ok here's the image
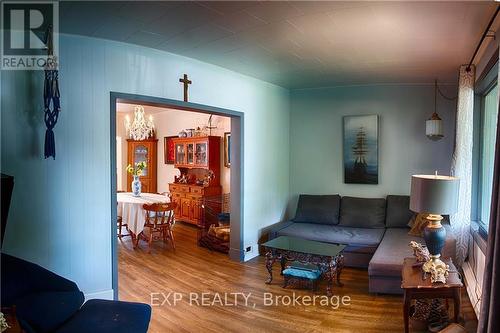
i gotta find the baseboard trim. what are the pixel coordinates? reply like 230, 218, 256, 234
85, 289, 114, 301
229, 248, 244, 261
243, 251, 259, 262
462, 261, 480, 318
229, 247, 258, 262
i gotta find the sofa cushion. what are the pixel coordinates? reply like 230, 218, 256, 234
368, 225, 456, 278
276, 223, 385, 254
293, 195, 341, 225
16, 291, 84, 333
339, 197, 386, 228
283, 268, 321, 280
268, 220, 296, 239
55, 299, 151, 333
386, 195, 413, 228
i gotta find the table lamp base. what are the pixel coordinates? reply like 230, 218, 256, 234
423, 214, 450, 283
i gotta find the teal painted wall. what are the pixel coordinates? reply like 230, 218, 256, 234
288, 85, 456, 216
1, 34, 290, 297
0, 33, 458, 298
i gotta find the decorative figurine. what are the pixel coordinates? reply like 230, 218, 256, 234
409, 241, 449, 283
174, 172, 191, 184
409, 241, 430, 264
429, 264, 449, 284
178, 130, 187, 138
203, 170, 215, 186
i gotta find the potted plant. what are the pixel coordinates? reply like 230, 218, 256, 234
126, 161, 147, 197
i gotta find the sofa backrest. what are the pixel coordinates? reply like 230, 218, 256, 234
293, 194, 341, 225
385, 195, 413, 228
339, 196, 386, 228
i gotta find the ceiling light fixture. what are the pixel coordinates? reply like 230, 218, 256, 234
125, 105, 155, 140
426, 80, 444, 141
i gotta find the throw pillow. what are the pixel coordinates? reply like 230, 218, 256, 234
294, 195, 341, 225
408, 213, 429, 237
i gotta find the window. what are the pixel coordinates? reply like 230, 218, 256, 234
478, 82, 499, 234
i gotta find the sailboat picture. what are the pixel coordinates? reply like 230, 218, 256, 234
343, 115, 378, 184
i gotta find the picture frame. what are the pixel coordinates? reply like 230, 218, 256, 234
164, 136, 176, 164
224, 132, 231, 168
343, 115, 378, 184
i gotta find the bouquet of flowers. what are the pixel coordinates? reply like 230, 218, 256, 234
126, 161, 147, 176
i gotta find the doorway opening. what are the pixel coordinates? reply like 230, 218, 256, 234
110, 93, 244, 300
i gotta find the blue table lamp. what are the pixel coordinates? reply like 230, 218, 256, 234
410, 174, 459, 282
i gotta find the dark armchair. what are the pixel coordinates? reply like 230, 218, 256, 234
1, 253, 151, 333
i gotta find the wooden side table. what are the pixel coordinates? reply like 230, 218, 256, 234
401, 257, 463, 333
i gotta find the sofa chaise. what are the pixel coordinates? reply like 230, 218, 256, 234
269, 194, 456, 294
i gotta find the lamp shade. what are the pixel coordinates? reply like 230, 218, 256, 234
426, 113, 443, 141
409, 175, 459, 214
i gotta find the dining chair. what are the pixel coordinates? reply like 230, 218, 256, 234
139, 202, 177, 253
117, 215, 129, 239
149, 192, 172, 217
157, 192, 173, 200
116, 193, 128, 239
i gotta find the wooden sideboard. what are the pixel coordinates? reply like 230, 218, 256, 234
169, 136, 222, 226
127, 139, 158, 193
169, 183, 222, 227
173, 136, 220, 181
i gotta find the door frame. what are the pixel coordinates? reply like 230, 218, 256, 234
110, 92, 245, 300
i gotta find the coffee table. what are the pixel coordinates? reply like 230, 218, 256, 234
262, 236, 346, 296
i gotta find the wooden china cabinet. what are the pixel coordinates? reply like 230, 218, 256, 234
127, 139, 158, 193
169, 136, 222, 227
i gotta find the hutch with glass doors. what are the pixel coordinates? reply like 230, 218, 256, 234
169, 136, 222, 226
127, 139, 158, 193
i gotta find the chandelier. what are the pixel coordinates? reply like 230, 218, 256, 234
125, 105, 155, 140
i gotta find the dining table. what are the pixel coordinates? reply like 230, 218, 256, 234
117, 192, 170, 241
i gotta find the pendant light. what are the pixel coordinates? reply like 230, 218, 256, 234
426, 80, 444, 141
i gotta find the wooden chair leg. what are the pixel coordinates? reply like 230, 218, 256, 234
117, 218, 123, 238
133, 232, 141, 249
148, 230, 154, 253
169, 229, 175, 250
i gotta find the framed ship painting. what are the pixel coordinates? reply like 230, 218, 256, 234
343, 115, 378, 184
164, 136, 176, 164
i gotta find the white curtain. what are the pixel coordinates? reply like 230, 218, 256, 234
450, 65, 475, 266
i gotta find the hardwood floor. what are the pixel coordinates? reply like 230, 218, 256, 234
118, 223, 478, 333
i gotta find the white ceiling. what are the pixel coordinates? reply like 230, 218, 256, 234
116, 102, 170, 114
60, 1, 498, 89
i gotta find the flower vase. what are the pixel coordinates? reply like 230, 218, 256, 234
132, 175, 141, 197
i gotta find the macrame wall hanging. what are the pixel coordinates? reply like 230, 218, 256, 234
43, 25, 60, 159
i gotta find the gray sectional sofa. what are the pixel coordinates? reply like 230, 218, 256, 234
269, 194, 456, 294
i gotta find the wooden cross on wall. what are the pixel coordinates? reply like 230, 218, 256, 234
179, 74, 192, 102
